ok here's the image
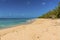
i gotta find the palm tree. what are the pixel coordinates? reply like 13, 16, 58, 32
57, 2, 60, 18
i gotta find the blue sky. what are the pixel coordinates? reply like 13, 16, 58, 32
0, 0, 60, 18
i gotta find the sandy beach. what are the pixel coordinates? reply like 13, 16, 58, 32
0, 19, 60, 40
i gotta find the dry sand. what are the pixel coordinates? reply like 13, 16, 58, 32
0, 19, 60, 40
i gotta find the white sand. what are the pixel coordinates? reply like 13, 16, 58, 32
0, 19, 60, 40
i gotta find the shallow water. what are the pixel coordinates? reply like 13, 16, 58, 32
0, 18, 31, 29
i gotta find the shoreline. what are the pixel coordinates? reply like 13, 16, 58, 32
0, 18, 35, 30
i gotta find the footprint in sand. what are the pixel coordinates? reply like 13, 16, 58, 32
32, 33, 41, 40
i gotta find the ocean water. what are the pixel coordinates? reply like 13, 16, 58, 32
0, 18, 32, 29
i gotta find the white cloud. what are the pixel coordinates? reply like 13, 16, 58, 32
42, 2, 46, 5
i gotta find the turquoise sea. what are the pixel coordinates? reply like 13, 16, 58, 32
0, 18, 32, 29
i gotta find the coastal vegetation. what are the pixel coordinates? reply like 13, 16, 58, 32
39, 2, 60, 18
